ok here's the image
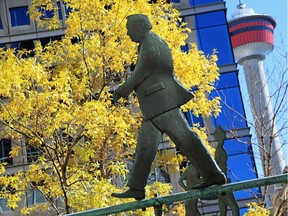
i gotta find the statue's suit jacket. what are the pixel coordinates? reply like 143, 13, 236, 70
117, 32, 193, 120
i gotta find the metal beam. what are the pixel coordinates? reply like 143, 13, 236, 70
66, 174, 287, 216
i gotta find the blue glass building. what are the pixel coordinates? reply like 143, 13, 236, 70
174, 0, 261, 215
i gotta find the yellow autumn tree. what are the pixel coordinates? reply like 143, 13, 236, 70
0, 0, 220, 215
244, 202, 270, 216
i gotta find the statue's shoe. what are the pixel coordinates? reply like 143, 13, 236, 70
111, 188, 145, 200
193, 172, 226, 189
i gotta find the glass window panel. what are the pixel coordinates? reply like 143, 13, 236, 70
184, 111, 204, 127
198, 26, 234, 65
35, 189, 46, 203
64, 3, 72, 18
0, 199, 11, 212
196, 11, 226, 28
240, 208, 249, 215
226, 154, 261, 199
39, 2, 70, 20
210, 87, 247, 129
57, 2, 63, 20
184, 112, 193, 126
9, 6, 30, 27
27, 188, 46, 207
224, 137, 253, 156
40, 8, 54, 19
11, 42, 20, 49
214, 72, 239, 90
231, 184, 261, 200
27, 190, 34, 207
227, 152, 257, 182
181, 44, 189, 53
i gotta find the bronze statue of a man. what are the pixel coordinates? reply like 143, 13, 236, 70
112, 14, 226, 200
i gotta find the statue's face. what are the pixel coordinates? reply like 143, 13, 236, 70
126, 21, 146, 43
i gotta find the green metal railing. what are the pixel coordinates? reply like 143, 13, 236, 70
66, 174, 287, 216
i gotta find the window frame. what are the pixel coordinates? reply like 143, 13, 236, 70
0, 139, 12, 165
9, 6, 31, 27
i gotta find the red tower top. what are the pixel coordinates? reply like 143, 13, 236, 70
228, 3, 276, 63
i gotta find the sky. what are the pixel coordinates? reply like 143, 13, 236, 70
224, 0, 288, 172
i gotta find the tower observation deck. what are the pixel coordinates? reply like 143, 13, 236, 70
229, 3, 276, 63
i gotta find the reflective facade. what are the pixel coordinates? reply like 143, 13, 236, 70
176, 0, 261, 215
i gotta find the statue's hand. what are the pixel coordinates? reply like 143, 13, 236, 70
113, 91, 122, 105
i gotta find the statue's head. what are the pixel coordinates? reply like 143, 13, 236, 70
126, 14, 152, 42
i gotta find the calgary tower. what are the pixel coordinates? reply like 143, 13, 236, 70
228, 2, 286, 207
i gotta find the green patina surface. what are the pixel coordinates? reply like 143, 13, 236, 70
66, 174, 288, 216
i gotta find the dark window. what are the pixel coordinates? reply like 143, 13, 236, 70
196, 11, 226, 28
198, 25, 234, 65
180, 16, 185, 23
57, 2, 63, 20
0, 139, 12, 165
0, 44, 6, 50
11, 40, 34, 50
71, 37, 81, 44
9, 6, 30, 27
64, 3, 72, 18
0, 17, 3, 29
39, 36, 62, 47
10, 40, 35, 57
